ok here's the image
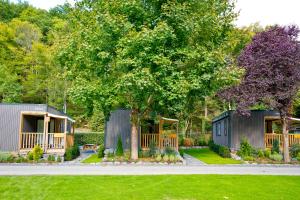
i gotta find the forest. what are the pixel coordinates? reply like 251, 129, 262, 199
1, 0, 300, 135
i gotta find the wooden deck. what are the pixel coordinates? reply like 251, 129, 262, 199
141, 133, 178, 150
265, 133, 300, 148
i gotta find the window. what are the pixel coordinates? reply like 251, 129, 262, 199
224, 118, 228, 136
216, 122, 221, 136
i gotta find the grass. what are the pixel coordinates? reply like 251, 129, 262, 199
81, 154, 102, 163
181, 148, 242, 164
0, 175, 299, 199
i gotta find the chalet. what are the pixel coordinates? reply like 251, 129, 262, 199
212, 110, 300, 151
104, 109, 179, 151
0, 104, 75, 155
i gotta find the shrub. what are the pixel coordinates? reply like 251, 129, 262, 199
183, 138, 194, 147
98, 145, 105, 158
16, 156, 27, 163
28, 152, 34, 160
243, 156, 254, 161
271, 139, 280, 154
239, 138, 252, 157
149, 140, 157, 157
64, 145, 80, 161
264, 149, 271, 158
257, 149, 264, 158
47, 155, 55, 162
0, 152, 14, 163
218, 146, 231, 158
155, 154, 162, 162
169, 154, 175, 162
269, 153, 283, 161
56, 156, 62, 162
164, 147, 175, 156
115, 135, 124, 156
163, 154, 169, 162
74, 132, 104, 146
297, 152, 300, 161
290, 144, 300, 158
32, 145, 43, 161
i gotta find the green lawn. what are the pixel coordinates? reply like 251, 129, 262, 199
181, 148, 242, 164
0, 175, 299, 200
81, 154, 102, 163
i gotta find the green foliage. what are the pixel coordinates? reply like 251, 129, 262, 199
149, 140, 157, 157
243, 156, 254, 161
0, 152, 13, 163
269, 153, 283, 161
257, 149, 264, 158
164, 147, 176, 156
271, 139, 280, 154
238, 138, 252, 157
115, 135, 124, 156
32, 145, 43, 161
163, 154, 169, 162
169, 154, 176, 162
47, 155, 55, 162
27, 152, 33, 160
64, 145, 80, 161
74, 133, 104, 146
264, 149, 271, 158
56, 156, 62, 162
290, 144, 300, 158
208, 140, 231, 158
297, 152, 300, 161
15, 156, 27, 163
155, 154, 162, 162
98, 145, 105, 158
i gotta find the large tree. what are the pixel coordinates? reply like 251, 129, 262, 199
220, 26, 300, 162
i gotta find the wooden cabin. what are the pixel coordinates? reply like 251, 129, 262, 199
104, 109, 179, 151
212, 110, 300, 151
0, 104, 75, 155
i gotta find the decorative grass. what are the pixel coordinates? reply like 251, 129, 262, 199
181, 148, 242, 164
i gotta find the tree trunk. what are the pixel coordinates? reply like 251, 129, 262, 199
131, 110, 139, 160
282, 117, 290, 163
202, 98, 208, 134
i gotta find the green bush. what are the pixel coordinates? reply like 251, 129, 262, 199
98, 145, 105, 158
271, 139, 280, 154
47, 155, 55, 162
297, 152, 300, 161
218, 146, 231, 158
115, 135, 124, 156
290, 144, 300, 158
32, 145, 43, 161
64, 145, 80, 161
16, 156, 27, 163
74, 132, 104, 146
239, 138, 252, 157
56, 156, 62, 162
163, 154, 169, 162
0, 152, 14, 163
164, 147, 176, 156
28, 152, 34, 160
264, 149, 271, 158
169, 154, 175, 162
257, 149, 264, 158
155, 154, 162, 162
243, 156, 254, 161
149, 140, 157, 157
269, 153, 283, 161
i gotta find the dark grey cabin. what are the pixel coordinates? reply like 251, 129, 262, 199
212, 110, 280, 150
0, 103, 74, 153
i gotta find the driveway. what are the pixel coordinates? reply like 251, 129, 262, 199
0, 164, 300, 175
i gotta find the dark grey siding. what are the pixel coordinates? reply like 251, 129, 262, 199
212, 115, 229, 147
104, 109, 132, 150
0, 104, 46, 151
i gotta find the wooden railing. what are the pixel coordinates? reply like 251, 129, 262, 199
20, 132, 44, 149
141, 134, 159, 149
141, 133, 178, 150
265, 133, 300, 148
66, 134, 74, 148
47, 133, 64, 149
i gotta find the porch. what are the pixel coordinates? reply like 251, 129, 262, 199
19, 111, 74, 155
265, 133, 300, 148
140, 117, 179, 151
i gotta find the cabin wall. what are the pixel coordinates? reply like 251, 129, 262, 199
104, 109, 132, 150
212, 116, 229, 147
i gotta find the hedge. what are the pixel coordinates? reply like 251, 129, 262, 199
208, 140, 231, 158
74, 132, 104, 146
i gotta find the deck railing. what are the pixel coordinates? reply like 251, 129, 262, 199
141, 133, 178, 150
47, 133, 65, 149
20, 132, 44, 149
265, 133, 300, 148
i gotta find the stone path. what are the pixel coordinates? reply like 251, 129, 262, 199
0, 164, 299, 175
183, 153, 206, 165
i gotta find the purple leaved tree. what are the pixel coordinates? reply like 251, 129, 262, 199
220, 26, 300, 162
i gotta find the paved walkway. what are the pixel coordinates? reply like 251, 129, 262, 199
183, 153, 206, 165
0, 164, 299, 175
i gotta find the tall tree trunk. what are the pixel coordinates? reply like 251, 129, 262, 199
131, 109, 139, 160
282, 117, 290, 163
202, 98, 208, 134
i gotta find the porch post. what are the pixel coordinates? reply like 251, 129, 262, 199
64, 118, 67, 150
43, 114, 49, 152
18, 113, 24, 151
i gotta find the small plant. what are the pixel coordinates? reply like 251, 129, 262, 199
115, 135, 124, 156
183, 138, 194, 147
47, 155, 55, 162
149, 140, 157, 157
169, 154, 175, 162
243, 156, 254, 161
290, 144, 300, 158
271, 139, 280, 154
0, 152, 14, 163
297, 152, 300, 161
218, 146, 231, 158
257, 149, 264, 158
163, 154, 169, 162
155, 154, 162, 162
32, 145, 43, 161
28, 152, 34, 160
16, 156, 27, 163
56, 156, 62, 162
239, 138, 252, 157
264, 149, 271, 158
164, 147, 175, 156
269, 153, 283, 161
98, 145, 105, 158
